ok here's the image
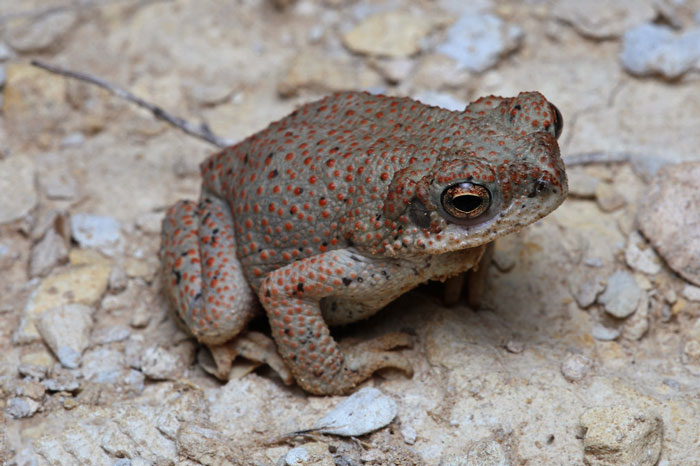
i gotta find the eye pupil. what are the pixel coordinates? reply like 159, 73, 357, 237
441, 182, 491, 221
452, 194, 482, 213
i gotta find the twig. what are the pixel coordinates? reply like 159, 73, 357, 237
563, 151, 631, 166
30, 59, 234, 148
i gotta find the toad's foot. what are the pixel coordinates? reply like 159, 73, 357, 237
340, 332, 413, 380
200, 331, 294, 385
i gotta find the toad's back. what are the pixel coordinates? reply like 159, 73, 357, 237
200, 92, 526, 287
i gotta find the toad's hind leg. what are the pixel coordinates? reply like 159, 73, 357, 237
160, 194, 257, 344
161, 193, 292, 384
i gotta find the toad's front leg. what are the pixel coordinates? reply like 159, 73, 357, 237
258, 249, 416, 395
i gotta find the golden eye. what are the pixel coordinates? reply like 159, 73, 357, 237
441, 183, 491, 220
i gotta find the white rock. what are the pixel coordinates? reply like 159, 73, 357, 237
71, 213, 123, 256
620, 23, 700, 79
138, 346, 182, 380
591, 323, 621, 341
435, 14, 523, 72
35, 304, 94, 369
0, 155, 37, 224
573, 276, 606, 309
316, 387, 397, 436
598, 270, 641, 318
91, 325, 131, 345
42, 368, 80, 392
6, 396, 41, 418
401, 424, 417, 444
29, 228, 69, 277
639, 162, 700, 286
625, 232, 661, 275
561, 353, 593, 382
580, 405, 662, 466
622, 294, 650, 341
682, 285, 700, 302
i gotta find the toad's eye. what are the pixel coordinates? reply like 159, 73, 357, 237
550, 103, 563, 139
441, 182, 491, 220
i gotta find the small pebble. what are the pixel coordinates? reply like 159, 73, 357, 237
18, 351, 54, 380
29, 228, 69, 277
35, 304, 94, 369
6, 397, 41, 419
591, 323, 621, 341
504, 338, 524, 354
561, 353, 592, 382
316, 387, 397, 436
91, 325, 131, 345
574, 276, 606, 308
682, 285, 700, 302
401, 424, 417, 445
620, 23, 700, 79
595, 182, 626, 212
70, 213, 123, 255
598, 270, 641, 318
130, 301, 152, 328
625, 232, 661, 275
108, 264, 128, 293
137, 346, 182, 380
42, 368, 80, 392
14, 380, 46, 400
436, 13, 523, 72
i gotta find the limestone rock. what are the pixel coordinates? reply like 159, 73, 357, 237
580, 405, 662, 466
35, 304, 94, 369
638, 162, 700, 286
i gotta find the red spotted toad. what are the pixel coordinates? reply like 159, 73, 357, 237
160, 91, 567, 394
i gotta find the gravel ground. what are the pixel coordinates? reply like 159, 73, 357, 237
1, 0, 700, 464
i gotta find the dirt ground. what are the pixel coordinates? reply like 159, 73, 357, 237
2, 0, 700, 464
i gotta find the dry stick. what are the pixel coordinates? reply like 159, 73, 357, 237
30, 59, 234, 148
564, 151, 632, 166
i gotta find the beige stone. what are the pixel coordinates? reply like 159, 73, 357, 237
342, 11, 435, 58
